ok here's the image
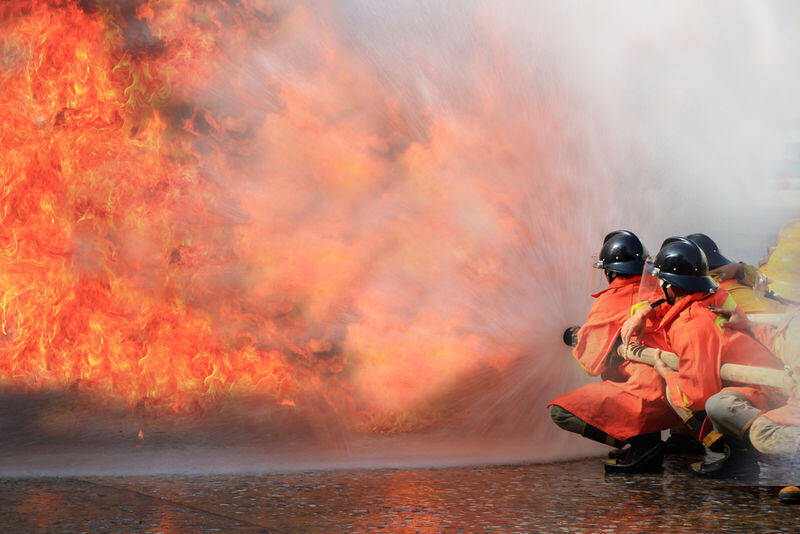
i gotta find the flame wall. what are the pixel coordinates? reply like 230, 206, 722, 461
2, 0, 798, 459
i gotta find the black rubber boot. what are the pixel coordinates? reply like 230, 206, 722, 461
608, 445, 629, 460
664, 433, 706, 455
690, 437, 760, 480
778, 486, 800, 504
604, 433, 664, 474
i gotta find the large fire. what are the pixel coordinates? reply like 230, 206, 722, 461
0, 0, 597, 439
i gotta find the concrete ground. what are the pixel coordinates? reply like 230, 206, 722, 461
2, 455, 799, 533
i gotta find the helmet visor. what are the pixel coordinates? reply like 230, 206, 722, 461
637, 257, 663, 305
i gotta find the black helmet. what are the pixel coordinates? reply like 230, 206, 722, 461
660, 235, 683, 249
653, 238, 718, 293
603, 229, 636, 243
685, 233, 731, 270
597, 231, 648, 275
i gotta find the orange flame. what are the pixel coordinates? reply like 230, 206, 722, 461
0, 0, 585, 436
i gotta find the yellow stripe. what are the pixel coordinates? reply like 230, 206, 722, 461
631, 301, 650, 316
680, 388, 692, 410
714, 294, 736, 332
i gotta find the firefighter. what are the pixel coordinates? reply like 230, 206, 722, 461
685, 233, 786, 314
692, 223, 800, 483
698, 221, 800, 497
631, 238, 785, 479
759, 219, 800, 306
702, 306, 800, 494
550, 230, 681, 473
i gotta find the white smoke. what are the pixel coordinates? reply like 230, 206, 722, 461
338, 0, 800, 260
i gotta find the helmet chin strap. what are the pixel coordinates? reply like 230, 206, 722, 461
660, 279, 674, 305
605, 271, 616, 283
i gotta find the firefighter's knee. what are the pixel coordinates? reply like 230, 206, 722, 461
705, 390, 745, 418
749, 416, 800, 459
705, 390, 761, 438
750, 416, 779, 455
704, 391, 730, 420
550, 405, 584, 435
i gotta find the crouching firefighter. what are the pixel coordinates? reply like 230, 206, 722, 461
698, 306, 800, 499
624, 238, 785, 479
550, 230, 681, 473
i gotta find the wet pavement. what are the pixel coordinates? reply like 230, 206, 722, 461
2, 456, 800, 533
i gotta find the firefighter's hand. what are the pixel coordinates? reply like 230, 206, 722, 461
653, 353, 670, 379
709, 306, 753, 335
710, 262, 743, 282
620, 307, 650, 346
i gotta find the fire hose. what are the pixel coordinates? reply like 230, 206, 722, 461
563, 313, 796, 391
747, 313, 785, 327
616, 343, 796, 392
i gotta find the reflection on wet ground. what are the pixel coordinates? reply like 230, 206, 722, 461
2, 456, 800, 532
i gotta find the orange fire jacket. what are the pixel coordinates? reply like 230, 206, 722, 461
658, 289, 784, 412
550, 276, 680, 441
572, 276, 664, 375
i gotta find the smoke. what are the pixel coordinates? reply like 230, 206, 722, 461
477, 0, 800, 259
3, 0, 800, 470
